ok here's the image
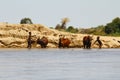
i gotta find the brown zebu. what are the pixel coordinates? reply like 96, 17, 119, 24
37, 36, 48, 48
59, 37, 71, 48
83, 36, 92, 49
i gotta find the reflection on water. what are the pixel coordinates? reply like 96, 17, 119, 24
0, 48, 120, 80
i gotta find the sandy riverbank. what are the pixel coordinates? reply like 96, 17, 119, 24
0, 23, 120, 48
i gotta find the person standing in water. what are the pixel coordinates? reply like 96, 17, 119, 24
27, 32, 32, 48
58, 35, 62, 48
93, 36, 102, 48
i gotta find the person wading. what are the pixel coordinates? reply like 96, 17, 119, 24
27, 32, 32, 49
93, 36, 102, 48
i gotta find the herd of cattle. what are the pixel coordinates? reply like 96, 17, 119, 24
27, 32, 102, 49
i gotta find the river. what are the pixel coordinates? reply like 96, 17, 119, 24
0, 48, 120, 80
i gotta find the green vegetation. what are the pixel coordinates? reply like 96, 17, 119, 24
66, 17, 120, 36
66, 26, 78, 33
88, 17, 120, 36
105, 17, 120, 35
20, 18, 33, 24
79, 25, 106, 35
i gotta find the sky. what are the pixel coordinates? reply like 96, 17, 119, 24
0, 0, 120, 28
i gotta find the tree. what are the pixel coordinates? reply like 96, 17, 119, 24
105, 17, 120, 34
61, 17, 70, 29
55, 24, 61, 29
20, 18, 33, 24
112, 17, 120, 30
